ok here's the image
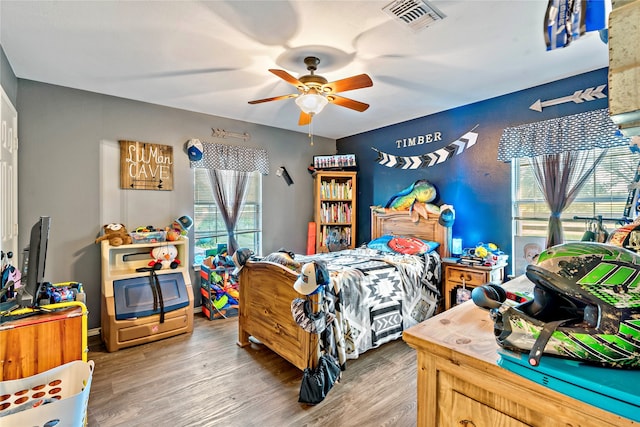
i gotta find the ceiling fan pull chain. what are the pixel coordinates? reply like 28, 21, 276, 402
308, 119, 314, 146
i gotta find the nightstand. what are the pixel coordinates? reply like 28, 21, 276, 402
442, 259, 506, 310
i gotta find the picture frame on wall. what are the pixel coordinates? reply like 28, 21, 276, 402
514, 236, 546, 276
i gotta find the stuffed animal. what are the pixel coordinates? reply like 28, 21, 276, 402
166, 215, 193, 241
149, 245, 180, 269
385, 180, 436, 210
95, 223, 132, 246
166, 228, 181, 242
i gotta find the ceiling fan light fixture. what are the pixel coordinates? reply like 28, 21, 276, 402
249, 56, 372, 124
295, 93, 329, 115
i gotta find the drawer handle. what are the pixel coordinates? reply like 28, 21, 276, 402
459, 420, 476, 427
458, 273, 472, 281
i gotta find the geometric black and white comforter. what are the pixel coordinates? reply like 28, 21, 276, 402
295, 248, 442, 369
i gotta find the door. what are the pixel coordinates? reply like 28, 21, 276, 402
0, 86, 18, 268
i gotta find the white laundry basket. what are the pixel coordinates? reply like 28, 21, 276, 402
0, 359, 94, 427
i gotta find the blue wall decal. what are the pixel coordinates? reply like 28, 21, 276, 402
529, 84, 607, 112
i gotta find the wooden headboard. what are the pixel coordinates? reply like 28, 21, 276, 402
370, 207, 451, 258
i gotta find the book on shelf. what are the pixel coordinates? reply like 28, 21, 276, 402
320, 179, 353, 200
320, 202, 352, 223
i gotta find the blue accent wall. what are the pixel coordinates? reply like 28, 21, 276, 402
337, 68, 610, 275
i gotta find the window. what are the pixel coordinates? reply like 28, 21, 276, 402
193, 169, 262, 265
513, 146, 638, 242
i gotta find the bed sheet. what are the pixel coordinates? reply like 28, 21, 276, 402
295, 248, 442, 367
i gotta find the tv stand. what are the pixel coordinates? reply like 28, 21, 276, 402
100, 239, 194, 352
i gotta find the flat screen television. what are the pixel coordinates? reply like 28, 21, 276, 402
16, 216, 51, 308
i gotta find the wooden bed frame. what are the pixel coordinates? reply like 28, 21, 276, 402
236, 207, 451, 370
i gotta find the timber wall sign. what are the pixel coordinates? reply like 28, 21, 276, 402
120, 140, 173, 190
372, 125, 479, 169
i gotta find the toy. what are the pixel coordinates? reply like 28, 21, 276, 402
209, 270, 239, 302
135, 225, 158, 233
200, 260, 240, 320
166, 228, 181, 242
42, 283, 80, 303
166, 215, 194, 241
130, 225, 166, 243
95, 223, 132, 246
385, 179, 436, 210
461, 242, 507, 266
149, 245, 180, 269
207, 249, 235, 269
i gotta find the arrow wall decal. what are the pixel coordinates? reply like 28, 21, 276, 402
372, 126, 479, 169
529, 84, 607, 112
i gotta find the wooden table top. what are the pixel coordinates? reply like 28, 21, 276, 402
0, 305, 83, 331
403, 275, 534, 364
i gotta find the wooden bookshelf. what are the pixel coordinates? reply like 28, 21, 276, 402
313, 171, 357, 253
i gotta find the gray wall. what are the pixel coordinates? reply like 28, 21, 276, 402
16, 79, 334, 329
1, 45, 17, 105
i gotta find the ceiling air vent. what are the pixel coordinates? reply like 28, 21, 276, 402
382, 0, 446, 32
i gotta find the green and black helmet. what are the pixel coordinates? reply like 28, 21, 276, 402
492, 242, 640, 368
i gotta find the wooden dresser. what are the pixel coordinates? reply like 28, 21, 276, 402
403, 283, 638, 427
0, 304, 87, 381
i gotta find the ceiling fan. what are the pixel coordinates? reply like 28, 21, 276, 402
248, 56, 373, 125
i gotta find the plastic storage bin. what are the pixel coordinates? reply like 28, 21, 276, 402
200, 262, 239, 320
0, 360, 94, 427
129, 230, 166, 243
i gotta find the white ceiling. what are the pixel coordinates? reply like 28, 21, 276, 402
0, 1, 611, 140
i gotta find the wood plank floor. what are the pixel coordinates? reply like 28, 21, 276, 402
87, 315, 418, 426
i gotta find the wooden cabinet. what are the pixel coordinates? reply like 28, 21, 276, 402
100, 239, 194, 352
0, 304, 87, 381
313, 171, 357, 253
442, 260, 506, 310
403, 284, 638, 427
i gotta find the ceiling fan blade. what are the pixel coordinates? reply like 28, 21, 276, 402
323, 74, 373, 94
298, 111, 312, 126
328, 95, 370, 112
248, 94, 298, 104
269, 69, 305, 87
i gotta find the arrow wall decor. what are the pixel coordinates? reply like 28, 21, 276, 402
529, 84, 607, 112
372, 126, 479, 169
211, 128, 250, 142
